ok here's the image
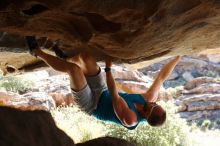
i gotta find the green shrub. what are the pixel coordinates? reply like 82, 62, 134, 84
203, 71, 218, 78
216, 119, 220, 125
0, 75, 34, 94
51, 102, 193, 146
200, 120, 212, 131
51, 106, 106, 143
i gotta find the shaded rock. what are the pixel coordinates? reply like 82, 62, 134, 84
2, 1, 220, 72
0, 106, 135, 146
0, 33, 26, 49
0, 106, 75, 146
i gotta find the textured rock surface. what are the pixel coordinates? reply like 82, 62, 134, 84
1, 0, 220, 73
10, 92, 56, 110
179, 109, 220, 121
0, 106, 75, 146
0, 91, 56, 110
184, 77, 218, 90
175, 77, 220, 122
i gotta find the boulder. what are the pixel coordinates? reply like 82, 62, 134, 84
178, 94, 220, 103
109, 66, 147, 82
176, 94, 220, 112
0, 106, 134, 146
5, 92, 56, 111
175, 75, 220, 122
179, 109, 220, 121
49, 92, 75, 107
181, 83, 220, 94
145, 70, 160, 79
34, 74, 71, 94
177, 57, 208, 72
182, 71, 194, 82
187, 100, 220, 112
0, 106, 75, 146
184, 77, 218, 90
145, 70, 179, 80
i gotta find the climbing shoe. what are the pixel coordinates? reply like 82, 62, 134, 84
52, 41, 68, 59
25, 36, 39, 57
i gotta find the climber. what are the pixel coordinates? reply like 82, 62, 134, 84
25, 36, 181, 130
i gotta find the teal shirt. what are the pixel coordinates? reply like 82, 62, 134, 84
92, 90, 146, 130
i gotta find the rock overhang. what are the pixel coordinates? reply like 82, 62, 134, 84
1, 0, 220, 73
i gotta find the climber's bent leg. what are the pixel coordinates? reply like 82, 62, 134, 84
34, 49, 87, 92
79, 52, 100, 76
35, 49, 99, 113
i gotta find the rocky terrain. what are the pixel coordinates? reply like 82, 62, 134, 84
1, 54, 220, 145
1, 55, 220, 126
176, 77, 220, 122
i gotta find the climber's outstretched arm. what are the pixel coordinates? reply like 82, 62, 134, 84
105, 59, 137, 126
141, 56, 181, 102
